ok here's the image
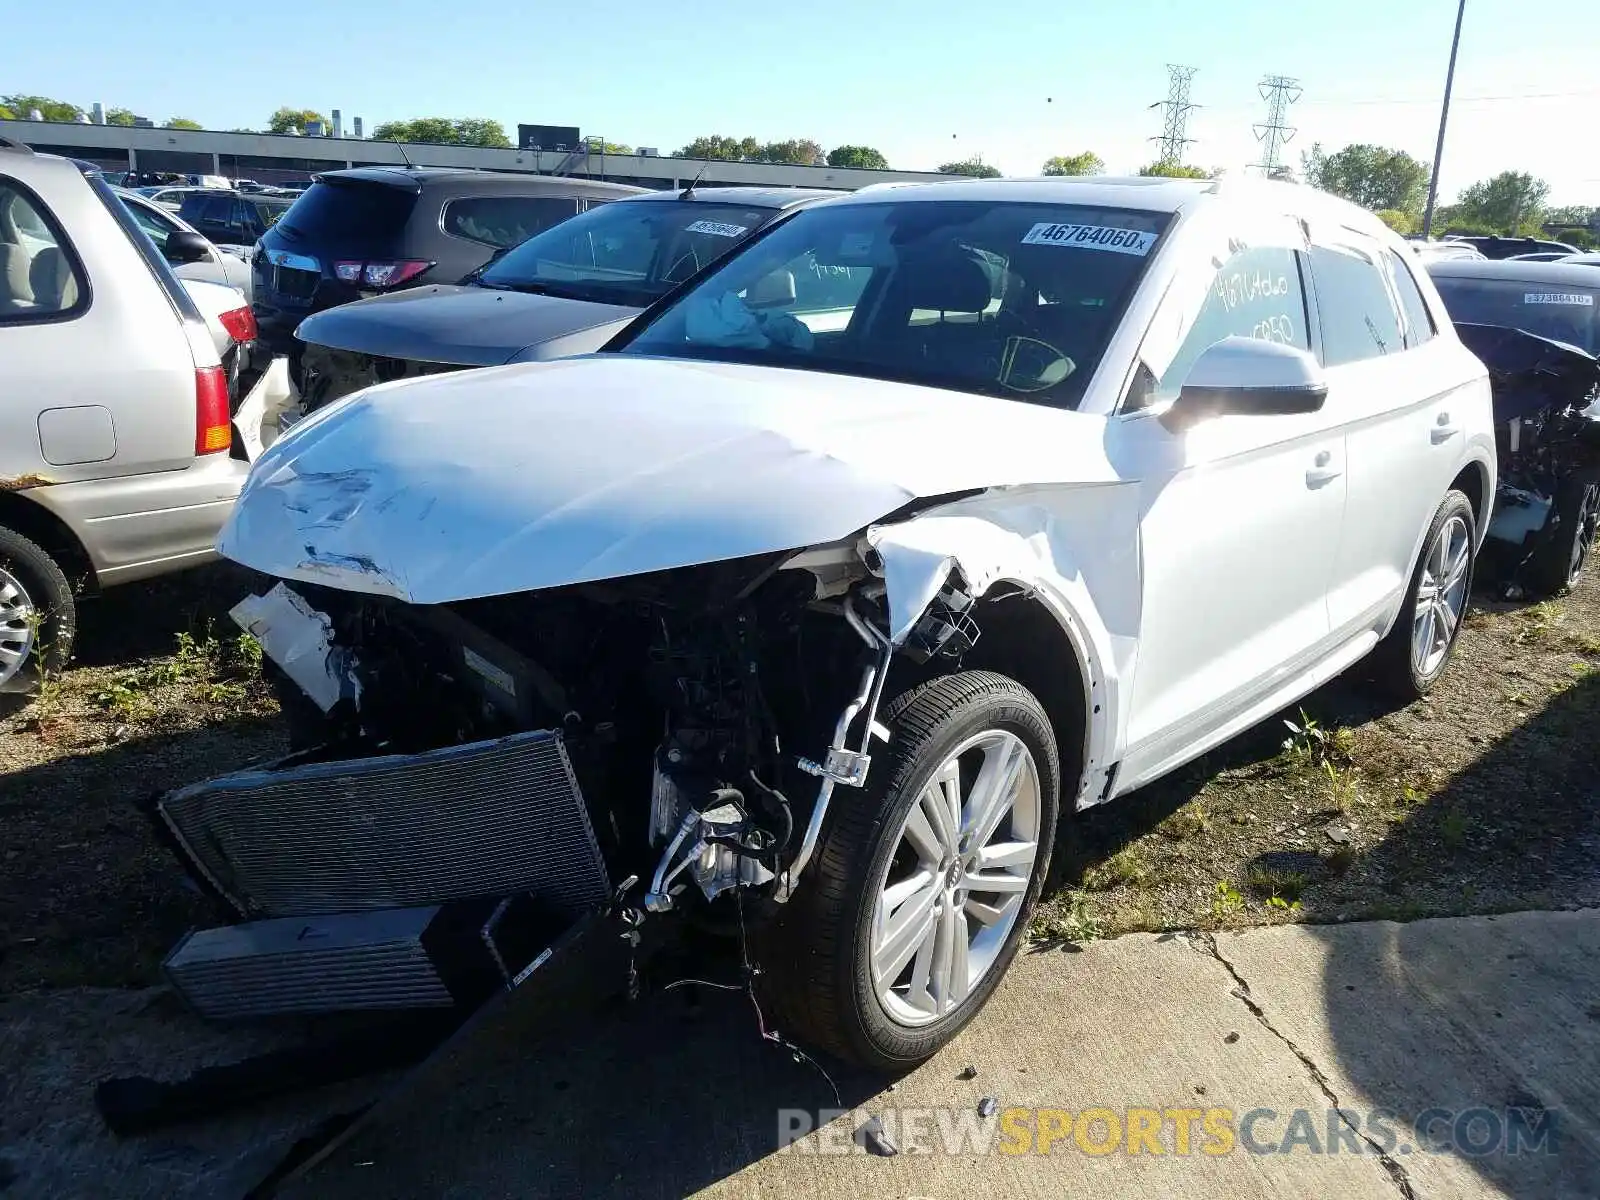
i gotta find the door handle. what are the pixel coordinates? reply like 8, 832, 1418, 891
1306, 450, 1342, 488
1431, 412, 1459, 443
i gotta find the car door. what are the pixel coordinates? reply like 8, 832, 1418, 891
1112, 230, 1348, 787
121, 193, 234, 292
1306, 233, 1467, 640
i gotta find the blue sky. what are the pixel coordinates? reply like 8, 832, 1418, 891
10, 0, 1598, 203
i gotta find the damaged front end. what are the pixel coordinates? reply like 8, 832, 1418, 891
1457, 323, 1600, 595
155, 541, 979, 1024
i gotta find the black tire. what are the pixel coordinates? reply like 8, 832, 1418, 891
757, 670, 1060, 1070
1370, 490, 1477, 700
1527, 469, 1600, 597
0, 524, 76, 696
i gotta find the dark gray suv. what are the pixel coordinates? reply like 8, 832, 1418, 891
251, 168, 644, 357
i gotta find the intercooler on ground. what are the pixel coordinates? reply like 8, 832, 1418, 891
158, 729, 610, 920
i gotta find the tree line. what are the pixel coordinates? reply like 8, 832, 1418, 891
1, 93, 199, 130
1298, 143, 1595, 248
6, 93, 1594, 236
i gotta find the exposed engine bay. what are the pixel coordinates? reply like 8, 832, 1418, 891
155, 543, 984, 1023
1457, 323, 1600, 595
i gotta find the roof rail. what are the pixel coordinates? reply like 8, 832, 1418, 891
0, 134, 36, 154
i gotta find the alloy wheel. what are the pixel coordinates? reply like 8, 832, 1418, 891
0, 566, 37, 688
1411, 513, 1472, 679
870, 729, 1041, 1028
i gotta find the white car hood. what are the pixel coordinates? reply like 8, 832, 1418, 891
219, 355, 1118, 604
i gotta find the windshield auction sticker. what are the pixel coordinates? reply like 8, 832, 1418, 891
1022, 223, 1157, 255
1524, 292, 1595, 306
685, 220, 750, 238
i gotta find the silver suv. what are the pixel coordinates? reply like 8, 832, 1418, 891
0, 139, 251, 696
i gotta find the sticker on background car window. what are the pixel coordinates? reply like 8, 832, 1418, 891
1524, 293, 1595, 307
684, 220, 750, 238
1021, 223, 1156, 255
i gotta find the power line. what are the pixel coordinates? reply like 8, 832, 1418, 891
1149, 64, 1198, 166
1252, 74, 1301, 176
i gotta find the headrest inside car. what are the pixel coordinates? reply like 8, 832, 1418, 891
896, 252, 993, 314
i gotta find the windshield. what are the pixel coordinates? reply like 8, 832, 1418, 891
479, 200, 777, 307
275, 179, 418, 253
1432, 275, 1600, 355
618, 199, 1169, 407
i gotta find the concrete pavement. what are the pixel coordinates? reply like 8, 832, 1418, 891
4, 910, 1597, 1198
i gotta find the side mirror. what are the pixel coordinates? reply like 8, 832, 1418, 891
165, 229, 212, 266
745, 268, 797, 309
1161, 336, 1328, 432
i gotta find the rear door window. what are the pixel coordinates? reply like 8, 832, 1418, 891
443, 196, 580, 249
0, 180, 87, 320
1308, 241, 1406, 366
1384, 250, 1436, 348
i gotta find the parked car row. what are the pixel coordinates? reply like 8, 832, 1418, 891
4, 134, 1596, 1076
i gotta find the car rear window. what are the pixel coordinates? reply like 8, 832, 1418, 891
1431, 275, 1600, 355
274, 178, 419, 253
480, 199, 778, 307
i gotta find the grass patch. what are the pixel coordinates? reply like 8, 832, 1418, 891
1245, 866, 1309, 904
1084, 846, 1152, 891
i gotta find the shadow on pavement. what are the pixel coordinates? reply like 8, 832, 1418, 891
1303, 672, 1600, 1199
0, 713, 286, 992
289, 974, 885, 1200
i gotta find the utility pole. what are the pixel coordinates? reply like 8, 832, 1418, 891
1421, 0, 1468, 239
1149, 65, 1199, 167
1252, 75, 1302, 177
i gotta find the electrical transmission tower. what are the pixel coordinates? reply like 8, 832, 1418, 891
1149, 65, 1198, 166
1253, 74, 1302, 177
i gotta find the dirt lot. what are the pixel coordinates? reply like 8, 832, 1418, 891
3, 561, 1600, 997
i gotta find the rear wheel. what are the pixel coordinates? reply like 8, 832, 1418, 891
1528, 469, 1600, 597
1370, 490, 1476, 700
759, 671, 1059, 1070
0, 525, 75, 697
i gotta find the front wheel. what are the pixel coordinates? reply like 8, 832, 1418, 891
1370, 489, 1476, 700
759, 671, 1060, 1070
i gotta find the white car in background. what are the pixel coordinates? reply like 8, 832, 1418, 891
115, 187, 253, 302
168, 176, 1496, 1072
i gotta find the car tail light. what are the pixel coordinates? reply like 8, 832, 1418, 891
331, 259, 432, 290
217, 306, 257, 344
363, 260, 432, 288
195, 366, 231, 455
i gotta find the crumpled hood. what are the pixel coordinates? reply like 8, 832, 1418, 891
219, 355, 1117, 603
294, 284, 640, 367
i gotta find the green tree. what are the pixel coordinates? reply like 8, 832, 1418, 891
0, 105, 14, 121
105, 107, 137, 127
600, 142, 632, 155
1138, 161, 1211, 179
1302, 143, 1430, 214
1564, 228, 1598, 250
1451, 171, 1550, 234
675, 135, 761, 161
268, 107, 326, 135
827, 145, 890, 170
1375, 209, 1416, 235
755, 138, 824, 166
1, 94, 82, 122
1545, 204, 1595, 226
369, 117, 510, 147
1042, 152, 1104, 177
939, 157, 1001, 178
163, 117, 202, 131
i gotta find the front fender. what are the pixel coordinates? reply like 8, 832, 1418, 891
866, 483, 1144, 807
